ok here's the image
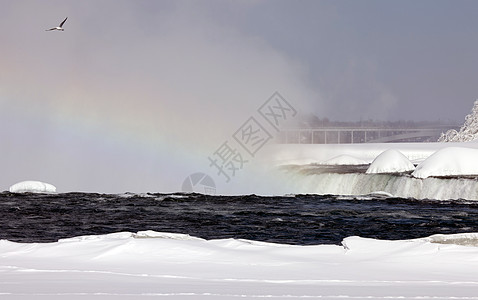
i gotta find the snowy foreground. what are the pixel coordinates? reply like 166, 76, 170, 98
1, 231, 478, 299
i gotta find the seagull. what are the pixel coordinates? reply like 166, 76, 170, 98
46, 17, 68, 31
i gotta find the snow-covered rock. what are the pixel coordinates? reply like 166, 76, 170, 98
412, 147, 478, 179
9, 181, 57, 193
366, 149, 415, 174
320, 154, 369, 165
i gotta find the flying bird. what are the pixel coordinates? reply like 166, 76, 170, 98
46, 17, 68, 31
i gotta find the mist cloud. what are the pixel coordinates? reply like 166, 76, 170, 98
2, 0, 478, 193
0, 0, 318, 192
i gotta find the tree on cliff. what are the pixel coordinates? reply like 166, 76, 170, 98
438, 100, 478, 142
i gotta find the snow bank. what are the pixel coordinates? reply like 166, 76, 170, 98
1, 231, 478, 299
412, 147, 478, 178
366, 149, 415, 174
320, 154, 368, 165
8, 181, 56, 193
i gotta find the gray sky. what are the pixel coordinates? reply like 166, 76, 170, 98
1, 0, 477, 192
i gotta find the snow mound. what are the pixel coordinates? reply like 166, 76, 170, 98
9, 181, 56, 193
366, 149, 415, 174
320, 154, 369, 165
412, 147, 478, 179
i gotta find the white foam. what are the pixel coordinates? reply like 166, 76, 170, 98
8, 181, 56, 193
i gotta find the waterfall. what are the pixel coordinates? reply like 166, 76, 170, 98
279, 166, 478, 200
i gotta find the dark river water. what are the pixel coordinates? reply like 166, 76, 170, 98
1, 192, 477, 245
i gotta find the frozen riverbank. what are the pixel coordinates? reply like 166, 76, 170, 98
1, 231, 478, 299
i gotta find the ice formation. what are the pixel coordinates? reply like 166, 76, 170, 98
281, 168, 478, 200
271, 143, 478, 200
439, 100, 478, 142
412, 147, 478, 179
320, 154, 369, 165
9, 181, 57, 193
279, 145, 478, 199
366, 149, 415, 174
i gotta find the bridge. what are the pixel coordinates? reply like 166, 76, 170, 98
277, 126, 459, 144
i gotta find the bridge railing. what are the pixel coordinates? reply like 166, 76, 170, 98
277, 127, 459, 144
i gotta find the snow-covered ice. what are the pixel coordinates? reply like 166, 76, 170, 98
8, 181, 56, 193
412, 147, 478, 179
366, 149, 415, 174
1, 230, 478, 299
